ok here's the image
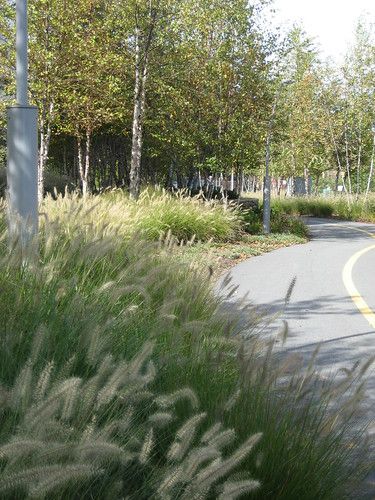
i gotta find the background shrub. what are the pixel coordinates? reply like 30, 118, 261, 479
241, 205, 308, 238
271, 198, 334, 218
272, 195, 375, 223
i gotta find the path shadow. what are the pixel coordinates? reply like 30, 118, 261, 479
218, 291, 375, 496
305, 217, 375, 243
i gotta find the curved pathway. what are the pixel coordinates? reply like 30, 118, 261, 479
220, 218, 375, 367
219, 217, 375, 495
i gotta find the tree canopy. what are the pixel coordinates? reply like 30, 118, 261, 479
0, 1, 374, 196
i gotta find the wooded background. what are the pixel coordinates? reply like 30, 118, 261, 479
0, 0, 374, 198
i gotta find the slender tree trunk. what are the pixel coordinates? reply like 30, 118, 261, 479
314, 174, 321, 195
38, 101, 54, 203
176, 167, 183, 189
344, 125, 353, 197
38, 126, 46, 203
129, 5, 157, 200
356, 120, 362, 200
335, 167, 340, 192
129, 28, 144, 199
240, 167, 244, 197
82, 130, 91, 196
286, 177, 294, 197
37, 6, 54, 203
63, 144, 67, 176
328, 115, 351, 205
168, 162, 174, 188
277, 178, 282, 196
129, 41, 149, 199
356, 148, 361, 200
77, 136, 85, 195
323, 99, 350, 202
230, 168, 234, 191
365, 134, 375, 202
304, 168, 310, 196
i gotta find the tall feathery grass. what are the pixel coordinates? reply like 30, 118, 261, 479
0, 193, 372, 498
0, 333, 262, 499
42, 189, 242, 243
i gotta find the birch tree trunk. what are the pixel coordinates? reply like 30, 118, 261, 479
365, 134, 375, 202
304, 167, 309, 196
82, 130, 91, 196
129, 3, 157, 200
344, 120, 353, 200
314, 174, 321, 195
356, 119, 362, 200
328, 114, 351, 205
39, 126, 46, 203
129, 24, 144, 199
240, 167, 244, 197
77, 137, 85, 195
38, 101, 54, 203
356, 144, 362, 200
277, 178, 282, 196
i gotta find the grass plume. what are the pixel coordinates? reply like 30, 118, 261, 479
0, 194, 372, 498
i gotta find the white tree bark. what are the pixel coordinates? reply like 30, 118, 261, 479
356, 118, 362, 199
84, 130, 91, 196
344, 124, 353, 197
129, 3, 157, 200
77, 131, 91, 196
38, 101, 54, 203
327, 112, 351, 205
129, 25, 145, 199
77, 137, 85, 195
304, 167, 309, 196
365, 134, 375, 202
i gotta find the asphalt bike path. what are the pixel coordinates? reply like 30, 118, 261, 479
221, 218, 375, 369
218, 217, 375, 496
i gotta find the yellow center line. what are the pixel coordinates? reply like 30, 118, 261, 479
339, 224, 375, 330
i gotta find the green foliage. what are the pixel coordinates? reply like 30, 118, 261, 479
1, 0, 375, 198
146, 0, 272, 178
270, 211, 308, 237
271, 198, 334, 218
0, 0, 275, 191
270, 27, 334, 185
0, 196, 371, 498
272, 195, 375, 223
240, 206, 309, 238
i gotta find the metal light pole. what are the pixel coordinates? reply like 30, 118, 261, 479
7, 0, 38, 248
262, 99, 277, 234
263, 80, 292, 234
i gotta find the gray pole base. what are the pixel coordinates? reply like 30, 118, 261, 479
7, 105, 38, 251
262, 176, 271, 235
